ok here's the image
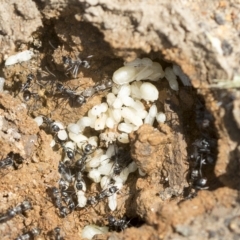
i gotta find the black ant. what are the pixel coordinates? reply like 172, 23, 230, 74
58, 162, 73, 183
0, 152, 24, 171
111, 145, 132, 175
108, 215, 130, 232
50, 187, 70, 218
87, 185, 119, 206
20, 73, 35, 93
15, 227, 41, 240
61, 191, 75, 213
74, 172, 86, 192
75, 143, 96, 171
0, 200, 32, 223
51, 227, 64, 240
58, 178, 69, 191
62, 55, 92, 78
54, 82, 85, 107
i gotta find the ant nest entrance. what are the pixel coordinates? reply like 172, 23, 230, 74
1, 50, 218, 239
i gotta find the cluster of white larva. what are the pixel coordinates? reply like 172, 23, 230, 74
112, 57, 180, 92
33, 58, 186, 239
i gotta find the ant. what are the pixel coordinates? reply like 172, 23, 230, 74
62, 55, 92, 78
58, 178, 69, 191
18, 73, 35, 94
74, 172, 86, 192
42, 116, 63, 134
58, 162, 73, 183
93, 79, 113, 93
87, 185, 119, 206
0, 200, 32, 223
61, 191, 75, 213
50, 187, 70, 218
75, 143, 96, 171
51, 227, 64, 240
15, 227, 41, 240
111, 145, 132, 175
0, 152, 24, 171
54, 82, 85, 107
108, 215, 130, 232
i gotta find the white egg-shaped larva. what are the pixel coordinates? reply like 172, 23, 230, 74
67, 123, 80, 134
86, 156, 101, 168
149, 104, 158, 117
106, 117, 115, 129
137, 109, 148, 119
144, 113, 155, 126
130, 81, 142, 99
57, 130, 68, 141
100, 102, 108, 112
112, 97, 123, 109
91, 104, 102, 116
156, 112, 166, 123
95, 113, 107, 130
122, 96, 135, 107
77, 191, 87, 208
106, 144, 115, 158
121, 107, 134, 120
135, 67, 154, 81
148, 62, 165, 81
118, 122, 134, 133
111, 83, 120, 95
140, 82, 159, 102
88, 108, 97, 120
128, 161, 138, 173
65, 141, 75, 150
112, 109, 122, 123
117, 133, 129, 143
112, 65, 138, 85
82, 225, 109, 240
124, 58, 142, 67
69, 132, 88, 143
113, 167, 130, 184
34, 116, 43, 126
77, 117, 92, 131
117, 84, 131, 98
141, 58, 153, 66
5, 50, 34, 66
106, 92, 116, 106
108, 193, 117, 211
0, 77, 5, 92
97, 162, 114, 175
132, 99, 145, 111
173, 64, 192, 87
165, 67, 179, 91
100, 176, 111, 189
88, 169, 101, 183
